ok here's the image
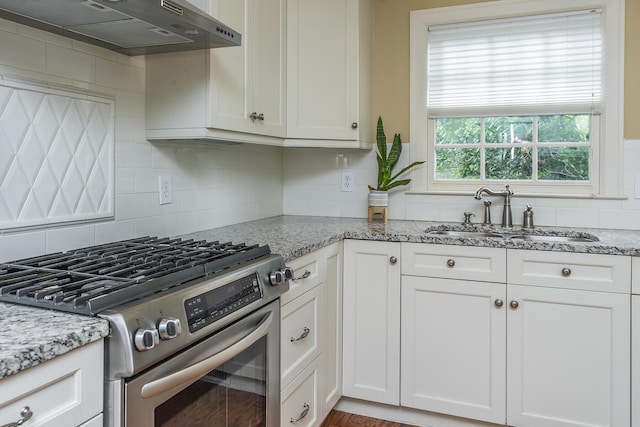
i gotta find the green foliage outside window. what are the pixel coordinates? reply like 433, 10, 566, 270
434, 115, 590, 182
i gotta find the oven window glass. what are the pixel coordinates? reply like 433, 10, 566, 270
155, 338, 267, 427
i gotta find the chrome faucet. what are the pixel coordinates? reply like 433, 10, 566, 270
474, 184, 514, 228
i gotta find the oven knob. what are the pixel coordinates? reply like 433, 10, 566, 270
269, 270, 284, 286
158, 318, 182, 340
134, 328, 159, 352
283, 267, 294, 281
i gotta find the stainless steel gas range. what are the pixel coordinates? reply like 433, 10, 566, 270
0, 236, 292, 427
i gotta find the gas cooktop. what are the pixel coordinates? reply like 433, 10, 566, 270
0, 236, 271, 315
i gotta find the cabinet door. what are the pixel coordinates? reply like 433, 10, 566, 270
507, 285, 630, 427
209, 0, 285, 137
208, 0, 251, 133
250, 0, 286, 137
401, 276, 506, 424
0, 341, 103, 427
342, 240, 400, 405
320, 243, 343, 419
633, 295, 640, 427
287, 0, 369, 141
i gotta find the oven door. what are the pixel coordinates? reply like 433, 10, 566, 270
124, 300, 280, 427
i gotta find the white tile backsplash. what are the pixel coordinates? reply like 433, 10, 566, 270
0, 20, 284, 262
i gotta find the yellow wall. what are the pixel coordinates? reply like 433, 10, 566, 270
373, 0, 640, 140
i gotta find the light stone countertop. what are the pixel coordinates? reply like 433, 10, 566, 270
3, 215, 640, 379
180, 215, 640, 260
0, 303, 109, 379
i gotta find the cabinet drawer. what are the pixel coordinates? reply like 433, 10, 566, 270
281, 356, 321, 427
0, 340, 103, 427
281, 285, 321, 389
508, 250, 630, 293
282, 251, 323, 305
402, 243, 506, 283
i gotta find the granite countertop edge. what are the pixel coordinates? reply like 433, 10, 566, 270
0, 304, 109, 379
3, 215, 640, 379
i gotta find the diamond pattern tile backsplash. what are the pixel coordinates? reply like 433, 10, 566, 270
0, 76, 114, 230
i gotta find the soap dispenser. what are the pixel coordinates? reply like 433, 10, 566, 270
523, 204, 534, 229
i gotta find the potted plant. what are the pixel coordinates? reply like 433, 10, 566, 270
368, 116, 424, 207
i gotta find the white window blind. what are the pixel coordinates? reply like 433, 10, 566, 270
427, 9, 602, 118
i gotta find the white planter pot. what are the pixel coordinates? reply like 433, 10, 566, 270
368, 190, 389, 207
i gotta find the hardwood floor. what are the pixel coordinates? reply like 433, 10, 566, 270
321, 410, 419, 427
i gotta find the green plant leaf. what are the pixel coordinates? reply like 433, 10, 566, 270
376, 116, 387, 163
372, 116, 425, 191
386, 133, 402, 172
380, 179, 411, 191
389, 160, 426, 183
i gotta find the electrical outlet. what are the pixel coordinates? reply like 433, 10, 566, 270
159, 175, 172, 205
341, 171, 354, 192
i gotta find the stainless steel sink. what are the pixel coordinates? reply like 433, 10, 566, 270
426, 230, 505, 238
425, 227, 599, 243
508, 234, 599, 243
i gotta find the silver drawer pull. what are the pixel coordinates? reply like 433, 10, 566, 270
293, 270, 311, 281
1, 406, 33, 427
561, 267, 572, 277
290, 327, 310, 342
447, 259, 455, 267
290, 403, 310, 423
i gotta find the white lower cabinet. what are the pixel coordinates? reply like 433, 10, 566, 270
401, 276, 506, 424
281, 242, 343, 426
507, 284, 630, 427
342, 240, 400, 405
633, 294, 640, 427
343, 241, 631, 427
0, 340, 103, 427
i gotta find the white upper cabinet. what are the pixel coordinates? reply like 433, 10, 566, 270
285, 0, 373, 148
146, 0, 286, 144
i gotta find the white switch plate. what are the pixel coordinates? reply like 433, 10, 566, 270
159, 175, 172, 204
341, 171, 354, 192
635, 174, 640, 199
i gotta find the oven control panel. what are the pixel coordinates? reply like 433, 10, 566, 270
184, 273, 263, 333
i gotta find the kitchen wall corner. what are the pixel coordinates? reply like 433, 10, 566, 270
0, 19, 284, 262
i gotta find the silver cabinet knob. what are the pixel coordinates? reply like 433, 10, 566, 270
351, 122, 358, 129
495, 299, 504, 307
390, 256, 398, 264
249, 111, 258, 121
257, 113, 264, 121
509, 300, 519, 309
561, 267, 572, 277
447, 259, 455, 267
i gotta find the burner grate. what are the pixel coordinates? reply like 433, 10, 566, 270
0, 236, 270, 315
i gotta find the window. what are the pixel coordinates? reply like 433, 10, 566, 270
409, 0, 624, 197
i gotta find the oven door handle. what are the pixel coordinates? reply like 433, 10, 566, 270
140, 312, 273, 399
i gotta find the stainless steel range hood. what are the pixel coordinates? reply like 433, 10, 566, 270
0, 0, 241, 55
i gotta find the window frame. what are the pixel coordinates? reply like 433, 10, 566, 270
409, 0, 624, 198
